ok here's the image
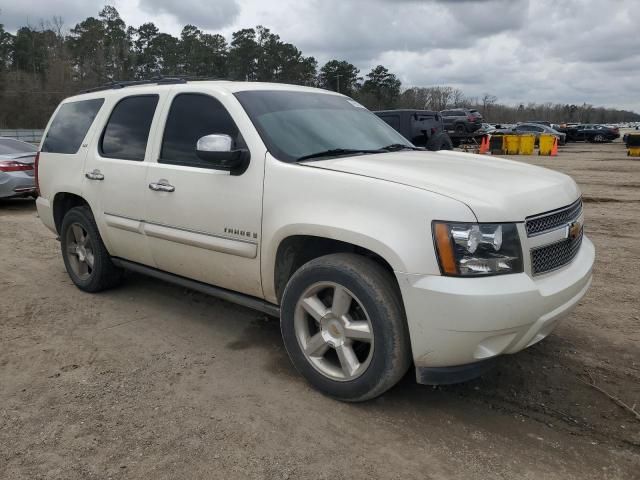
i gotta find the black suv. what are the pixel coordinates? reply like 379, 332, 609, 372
440, 108, 483, 134
374, 109, 453, 151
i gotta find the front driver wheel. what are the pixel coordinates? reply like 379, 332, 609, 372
281, 253, 411, 402
60, 206, 123, 292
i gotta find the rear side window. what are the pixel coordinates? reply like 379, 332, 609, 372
42, 98, 104, 154
160, 93, 243, 168
100, 95, 159, 161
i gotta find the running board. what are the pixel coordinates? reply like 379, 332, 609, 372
112, 258, 280, 317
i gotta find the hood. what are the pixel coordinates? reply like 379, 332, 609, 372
303, 150, 580, 222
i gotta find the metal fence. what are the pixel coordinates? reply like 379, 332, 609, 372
0, 129, 44, 144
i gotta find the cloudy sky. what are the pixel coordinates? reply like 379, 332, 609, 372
2, 0, 639, 111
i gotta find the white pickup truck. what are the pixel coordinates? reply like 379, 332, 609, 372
35, 80, 594, 401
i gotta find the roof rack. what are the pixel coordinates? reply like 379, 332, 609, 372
79, 76, 227, 94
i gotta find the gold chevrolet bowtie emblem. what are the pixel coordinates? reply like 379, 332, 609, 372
568, 220, 582, 240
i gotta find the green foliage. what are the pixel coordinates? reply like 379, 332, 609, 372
318, 60, 360, 95
228, 28, 258, 80
0, 23, 13, 72
0, 6, 328, 127
359, 65, 401, 110
12, 27, 58, 76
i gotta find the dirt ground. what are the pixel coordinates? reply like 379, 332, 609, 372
1, 137, 639, 479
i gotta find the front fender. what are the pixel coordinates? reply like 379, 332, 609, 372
260, 155, 475, 303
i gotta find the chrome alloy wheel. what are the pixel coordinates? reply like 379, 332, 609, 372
65, 222, 95, 280
294, 282, 374, 381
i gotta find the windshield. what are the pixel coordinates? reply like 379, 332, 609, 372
234, 90, 413, 162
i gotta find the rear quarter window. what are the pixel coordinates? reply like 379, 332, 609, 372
41, 98, 104, 154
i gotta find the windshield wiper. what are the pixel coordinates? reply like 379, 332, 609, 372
295, 148, 383, 162
380, 143, 422, 151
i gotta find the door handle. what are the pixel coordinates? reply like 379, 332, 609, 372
85, 169, 104, 181
148, 180, 175, 193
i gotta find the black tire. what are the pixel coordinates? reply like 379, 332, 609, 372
281, 253, 412, 402
454, 123, 466, 134
60, 206, 123, 292
427, 133, 453, 151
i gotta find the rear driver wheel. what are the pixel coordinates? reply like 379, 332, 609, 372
61, 206, 123, 292
281, 253, 412, 402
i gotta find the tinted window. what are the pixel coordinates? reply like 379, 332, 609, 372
235, 90, 411, 163
0, 138, 37, 155
379, 115, 400, 131
160, 94, 243, 168
100, 95, 158, 161
42, 99, 104, 154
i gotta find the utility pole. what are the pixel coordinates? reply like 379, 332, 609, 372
335, 74, 342, 93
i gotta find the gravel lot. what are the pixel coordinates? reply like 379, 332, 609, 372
1, 138, 639, 479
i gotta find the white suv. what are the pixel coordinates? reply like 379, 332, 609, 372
35, 80, 595, 401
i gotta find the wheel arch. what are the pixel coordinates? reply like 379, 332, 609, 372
269, 230, 402, 305
53, 192, 90, 234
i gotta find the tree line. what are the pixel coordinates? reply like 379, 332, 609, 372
0, 6, 638, 128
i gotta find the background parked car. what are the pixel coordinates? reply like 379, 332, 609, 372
439, 108, 483, 133
375, 109, 453, 150
478, 123, 496, 133
0, 137, 37, 199
558, 124, 620, 142
493, 123, 567, 145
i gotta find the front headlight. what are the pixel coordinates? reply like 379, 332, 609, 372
432, 222, 523, 276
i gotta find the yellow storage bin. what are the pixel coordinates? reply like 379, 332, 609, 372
628, 147, 640, 157
518, 135, 535, 155
504, 135, 520, 154
539, 134, 556, 156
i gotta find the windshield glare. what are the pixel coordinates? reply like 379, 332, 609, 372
234, 90, 412, 162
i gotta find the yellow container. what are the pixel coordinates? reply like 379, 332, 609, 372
539, 134, 556, 156
504, 135, 520, 154
518, 135, 535, 155
628, 147, 640, 157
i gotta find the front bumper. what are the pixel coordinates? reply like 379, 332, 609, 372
0, 171, 36, 198
397, 235, 595, 374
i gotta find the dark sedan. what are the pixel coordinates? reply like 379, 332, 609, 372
559, 124, 620, 142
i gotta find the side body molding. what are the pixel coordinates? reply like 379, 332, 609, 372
104, 213, 257, 259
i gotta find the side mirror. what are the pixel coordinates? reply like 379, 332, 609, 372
196, 134, 250, 176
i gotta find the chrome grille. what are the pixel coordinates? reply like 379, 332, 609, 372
525, 198, 583, 237
531, 229, 583, 275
